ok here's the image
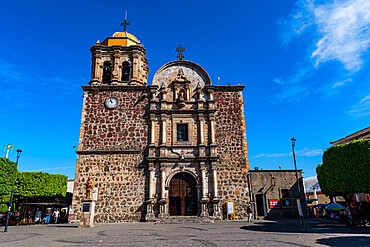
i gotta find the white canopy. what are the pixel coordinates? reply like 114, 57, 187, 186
304, 176, 320, 190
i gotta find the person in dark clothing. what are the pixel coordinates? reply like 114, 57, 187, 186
247, 205, 253, 222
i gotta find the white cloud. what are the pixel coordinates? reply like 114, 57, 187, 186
349, 94, 370, 117
276, 0, 370, 99
250, 148, 323, 158
311, 0, 370, 72
26, 166, 74, 172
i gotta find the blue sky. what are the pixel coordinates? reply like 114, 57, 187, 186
1, 0, 369, 179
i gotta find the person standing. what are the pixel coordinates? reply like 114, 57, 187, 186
247, 205, 253, 222
34, 208, 42, 223
53, 209, 60, 224
45, 208, 52, 224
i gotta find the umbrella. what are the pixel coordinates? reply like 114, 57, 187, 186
325, 203, 346, 211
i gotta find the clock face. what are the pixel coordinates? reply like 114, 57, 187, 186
105, 97, 118, 109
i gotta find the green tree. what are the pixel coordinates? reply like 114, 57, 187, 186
0, 158, 17, 203
14, 172, 68, 198
317, 139, 370, 205
0, 158, 68, 204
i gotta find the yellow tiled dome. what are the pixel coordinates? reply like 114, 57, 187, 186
101, 31, 140, 46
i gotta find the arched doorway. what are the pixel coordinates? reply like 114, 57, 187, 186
169, 172, 198, 216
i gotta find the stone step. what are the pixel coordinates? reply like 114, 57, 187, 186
155, 216, 215, 224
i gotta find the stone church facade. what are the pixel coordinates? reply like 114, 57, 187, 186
70, 29, 250, 222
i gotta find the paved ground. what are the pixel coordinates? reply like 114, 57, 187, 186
0, 218, 369, 247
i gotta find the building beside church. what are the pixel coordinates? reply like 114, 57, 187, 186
70, 26, 250, 222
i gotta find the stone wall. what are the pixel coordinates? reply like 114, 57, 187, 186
213, 88, 250, 219
80, 88, 148, 151
71, 87, 149, 223
72, 153, 146, 222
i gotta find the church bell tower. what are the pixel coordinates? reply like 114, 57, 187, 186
89, 22, 149, 86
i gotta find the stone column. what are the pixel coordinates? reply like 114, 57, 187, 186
162, 118, 166, 145
201, 168, 207, 199
210, 119, 215, 144
200, 163, 209, 217
148, 167, 155, 200
212, 168, 218, 198
198, 115, 206, 157
150, 119, 155, 145
91, 53, 102, 84
209, 116, 217, 157
158, 167, 169, 219
211, 162, 221, 219
111, 51, 120, 84
146, 164, 155, 221
199, 119, 204, 145
131, 53, 139, 83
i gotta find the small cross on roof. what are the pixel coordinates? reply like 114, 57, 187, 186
175, 45, 186, 60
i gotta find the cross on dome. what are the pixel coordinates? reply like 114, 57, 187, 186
120, 11, 130, 32
175, 45, 186, 60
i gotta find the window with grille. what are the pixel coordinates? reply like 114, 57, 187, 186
177, 124, 188, 142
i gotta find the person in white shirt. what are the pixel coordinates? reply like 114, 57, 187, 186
52, 209, 60, 224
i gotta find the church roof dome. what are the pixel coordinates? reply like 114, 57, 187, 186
101, 31, 141, 47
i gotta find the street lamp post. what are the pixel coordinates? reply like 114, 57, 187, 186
4, 149, 22, 232
291, 138, 304, 225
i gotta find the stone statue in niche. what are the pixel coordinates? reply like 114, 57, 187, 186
86, 177, 94, 200
178, 90, 185, 101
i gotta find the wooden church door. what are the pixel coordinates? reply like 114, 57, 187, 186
169, 173, 198, 216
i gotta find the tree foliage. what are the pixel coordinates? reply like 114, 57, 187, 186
0, 158, 68, 203
14, 172, 68, 198
0, 158, 17, 202
317, 139, 370, 197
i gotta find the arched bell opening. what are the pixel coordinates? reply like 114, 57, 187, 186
103, 61, 112, 84
168, 172, 198, 216
122, 61, 131, 82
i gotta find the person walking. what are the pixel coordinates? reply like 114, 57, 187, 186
247, 205, 253, 222
45, 208, 52, 224
53, 209, 60, 224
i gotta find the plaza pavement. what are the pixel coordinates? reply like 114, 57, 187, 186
0, 218, 369, 247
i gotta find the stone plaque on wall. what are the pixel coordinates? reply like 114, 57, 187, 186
83, 203, 90, 212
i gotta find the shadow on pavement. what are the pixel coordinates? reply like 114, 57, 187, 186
316, 236, 370, 246
240, 219, 370, 235
46, 224, 79, 228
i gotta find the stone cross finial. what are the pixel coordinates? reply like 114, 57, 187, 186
120, 11, 130, 32
175, 45, 185, 60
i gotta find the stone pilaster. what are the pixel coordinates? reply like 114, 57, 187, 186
111, 50, 120, 84
91, 52, 102, 84
131, 53, 139, 83
200, 162, 209, 217
146, 164, 155, 221
211, 162, 221, 219
158, 167, 169, 219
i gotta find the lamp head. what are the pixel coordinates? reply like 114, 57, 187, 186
291, 137, 296, 146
